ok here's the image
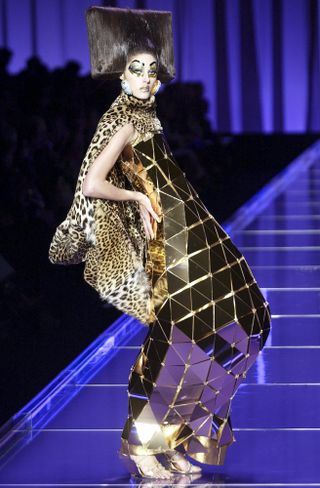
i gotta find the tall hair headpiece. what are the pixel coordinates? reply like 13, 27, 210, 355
86, 6, 175, 83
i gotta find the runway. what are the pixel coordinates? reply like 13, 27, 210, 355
1, 139, 320, 486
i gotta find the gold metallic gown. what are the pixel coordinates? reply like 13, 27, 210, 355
120, 130, 271, 465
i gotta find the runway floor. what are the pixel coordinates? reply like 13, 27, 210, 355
1, 141, 320, 486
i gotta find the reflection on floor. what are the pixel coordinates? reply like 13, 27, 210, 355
1, 140, 320, 486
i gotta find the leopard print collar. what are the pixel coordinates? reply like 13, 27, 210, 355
110, 89, 163, 133
115, 90, 156, 111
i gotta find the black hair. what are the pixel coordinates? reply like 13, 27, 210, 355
86, 7, 175, 82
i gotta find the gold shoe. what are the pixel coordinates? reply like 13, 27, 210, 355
163, 449, 202, 474
118, 449, 176, 479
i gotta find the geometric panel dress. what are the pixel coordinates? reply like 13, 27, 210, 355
119, 127, 271, 465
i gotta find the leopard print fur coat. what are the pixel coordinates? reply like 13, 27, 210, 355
48, 90, 163, 325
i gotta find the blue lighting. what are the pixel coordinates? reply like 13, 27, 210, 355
0, 314, 144, 467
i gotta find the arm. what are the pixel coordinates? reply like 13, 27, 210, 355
82, 122, 160, 239
82, 123, 137, 201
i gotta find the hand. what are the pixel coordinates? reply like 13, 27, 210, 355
135, 192, 161, 240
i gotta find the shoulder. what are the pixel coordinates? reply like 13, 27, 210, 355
95, 121, 138, 154
112, 122, 138, 145
95, 107, 138, 145
117, 122, 136, 137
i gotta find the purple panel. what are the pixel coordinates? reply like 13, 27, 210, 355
7, 0, 32, 72
253, 0, 273, 132
36, 0, 64, 68
62, 0, 96, 75
147, 0, 175, 11
117, 0, 136, 8
2, 0, 319, 131
225, 0, 241, 132
283, 0, 309, 131
175, 0, 215, 130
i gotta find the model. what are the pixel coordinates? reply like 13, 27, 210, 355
48, 6, 271, 480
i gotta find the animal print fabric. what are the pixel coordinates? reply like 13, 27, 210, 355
48, 90, 163, 324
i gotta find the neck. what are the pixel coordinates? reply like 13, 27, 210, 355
110, 88, 163, 134
117, 90, 156, 111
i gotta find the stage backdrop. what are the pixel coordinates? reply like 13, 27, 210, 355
1, 0, 319, 132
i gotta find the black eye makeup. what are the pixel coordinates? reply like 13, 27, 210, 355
128, 60, 158, 77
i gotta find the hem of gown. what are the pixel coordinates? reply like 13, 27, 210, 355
120, 435, 233, 465
183, 435, 234, 465
120, 437, 170, 456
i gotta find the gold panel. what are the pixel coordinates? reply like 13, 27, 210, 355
120, 133, 271, 465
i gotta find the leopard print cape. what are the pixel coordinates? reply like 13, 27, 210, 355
48, 90, 163, 325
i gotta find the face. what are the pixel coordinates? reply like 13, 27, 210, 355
120, 52, 158, 99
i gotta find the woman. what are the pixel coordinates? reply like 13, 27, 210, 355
49, 7, 271, 480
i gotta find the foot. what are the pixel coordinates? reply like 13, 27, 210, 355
130, 453, 176, 479
164, 449, 202, 474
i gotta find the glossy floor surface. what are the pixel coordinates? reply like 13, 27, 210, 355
1, 152, 320, 486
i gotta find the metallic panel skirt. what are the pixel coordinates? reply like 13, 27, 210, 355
120, 133, 271, 465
